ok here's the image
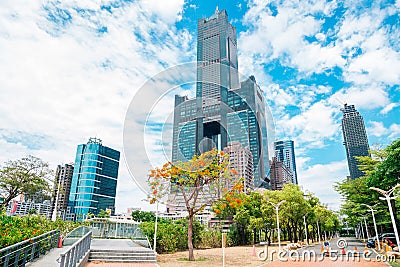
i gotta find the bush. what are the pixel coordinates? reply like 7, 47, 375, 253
140, 218, 204, 254
198, 229, 222, 248
0, 212, 88, 248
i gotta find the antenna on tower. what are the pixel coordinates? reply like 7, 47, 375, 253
333, 96, 345, 106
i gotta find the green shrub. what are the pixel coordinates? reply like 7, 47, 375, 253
0, 213, 87, 248
198, 229, 222, 248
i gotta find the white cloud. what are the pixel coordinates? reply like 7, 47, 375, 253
141, 0, 185, 23
380, 103, 398, 115
366, 121, 400, 140
298, 160, 348, 211
239, 0, 343, 75
0, 0, 194, 212
388, 124, 400, 140
367, 121, 387, 137
276, 100, 340, 148
329, 85, 389, 110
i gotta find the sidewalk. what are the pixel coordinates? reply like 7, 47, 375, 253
26, 246, 71, 267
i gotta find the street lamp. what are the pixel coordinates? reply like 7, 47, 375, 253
345, 221, 349, 236
303, 215, 309, 245
361, 203, 380, 251
362, 215, 370, 240
153, 201, 159, 253
268, 200, 286, 251
370, 184, 400, 250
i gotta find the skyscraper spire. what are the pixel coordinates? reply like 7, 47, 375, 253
215, 5, 219, 14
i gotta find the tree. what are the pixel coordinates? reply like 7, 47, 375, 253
0, 156, 53, 210
270, 184, 311, 243
335, 139, 400, 231
131, 210, 156, 222
97, 209, 110, 218
148, 149, 236, 261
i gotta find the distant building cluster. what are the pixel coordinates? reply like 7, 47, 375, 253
7, 137, 120, 221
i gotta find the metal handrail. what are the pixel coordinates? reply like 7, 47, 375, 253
59, 230, 92, 267
0, 229, 60, 267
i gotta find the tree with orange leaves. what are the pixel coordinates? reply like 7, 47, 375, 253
148, 148, 237, 261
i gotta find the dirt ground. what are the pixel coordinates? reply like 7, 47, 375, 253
156, 246, 268, 267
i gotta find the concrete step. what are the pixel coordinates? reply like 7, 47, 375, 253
89, 254, 156, 260
89, 259, 157, 263
90, 251, 155, 256
88, 249, 156, 263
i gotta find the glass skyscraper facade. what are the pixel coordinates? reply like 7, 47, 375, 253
172, 9, 270, 189
274, 140, 298, 185
341, 104, 370, 179
69, 138, 120, 219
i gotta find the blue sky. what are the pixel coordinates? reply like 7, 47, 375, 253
0, 0, 399, 212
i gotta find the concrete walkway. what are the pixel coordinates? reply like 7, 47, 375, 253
26, 246, 71, 267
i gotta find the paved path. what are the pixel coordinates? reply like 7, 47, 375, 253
26, 246, 71, 267
260, 237, 389, 266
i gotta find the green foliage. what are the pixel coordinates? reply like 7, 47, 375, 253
148, 149, 234, 260
131, 210, 155, 222
197, 229, 222, 248
335, 138, 400, 229
97, 209, 110, 218
0, 156, 53, 210
0, 214, 86, 248
214, 183, 337, 245
140, 219, 204, 253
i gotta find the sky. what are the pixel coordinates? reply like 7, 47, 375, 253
0, 0, 399, 213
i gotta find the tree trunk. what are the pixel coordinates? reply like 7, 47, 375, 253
188, 214, 195, 261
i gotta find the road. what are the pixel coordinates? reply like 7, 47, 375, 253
260, 237, 390, 266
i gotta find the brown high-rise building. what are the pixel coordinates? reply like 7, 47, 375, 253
50, 163, 74, 219
270, 157, 293, 190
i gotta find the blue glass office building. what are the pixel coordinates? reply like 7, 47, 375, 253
172, 9, 270, 188
69, 138, 120, 219
274, 140, 298, 185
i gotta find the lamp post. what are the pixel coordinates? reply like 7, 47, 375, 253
360, 222, 365, 239
370, 184, 400, 250
303, 215, 309, 245
316, 220, 321, 243
153, 201, 158, 253
361, 203, 380, 251
269, 200, 286, 251
345, 221, 349, 236
362, 215, 370, 240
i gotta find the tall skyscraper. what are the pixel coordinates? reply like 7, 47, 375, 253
51, 163, 74, 220
69, 138, 120, 219
274, 140, 298, 184
341, 104, 370, 179
172, 8, 270, 189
